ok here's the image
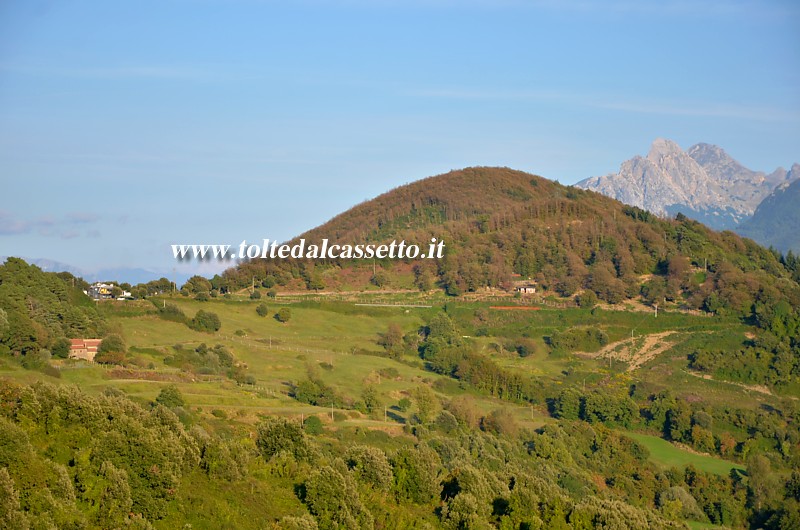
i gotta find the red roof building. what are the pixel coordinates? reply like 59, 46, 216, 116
69, 339, 102, 362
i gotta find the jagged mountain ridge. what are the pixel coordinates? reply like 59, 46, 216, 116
575, 139, 797, 231
736, 164, 800, 253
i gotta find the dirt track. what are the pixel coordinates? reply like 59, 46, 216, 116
581, 331, 679, 372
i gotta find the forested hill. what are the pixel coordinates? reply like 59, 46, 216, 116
0, 257, 104, 361
229, 167, 800, 312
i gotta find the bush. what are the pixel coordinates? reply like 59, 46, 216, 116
195, 291, 210, 302
157, 303, 187, 323
250, 290, 262, 300
155, 385, 184, 408
577, 290, 598, 308
256, 417, 311, 462
434, 410, 459, 433
303, 415, 324, 435
51, 337, 71, 359
99, 334, 126, 354
256, 303, 269, 317
190, 310, 221, 332
275, 308, 292, 323
345, 445, 393, 491
481, 408, 519, 437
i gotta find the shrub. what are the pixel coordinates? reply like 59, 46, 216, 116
398, 397, 411, 412
481, 408, 519, 437
303, 415, 324, 435
345, 445, 393, 491
155, 385, 184, 408
157, 303, 187, 323
51, 337, 71, 359
99, 334, 126, 354
256, 417, 311, 462
190, 310, 221, 332
256, 303, 269, 317
275, 308, 292, 323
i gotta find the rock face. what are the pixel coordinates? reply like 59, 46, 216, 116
576, 139, 796, 231
736, 164, 800, 253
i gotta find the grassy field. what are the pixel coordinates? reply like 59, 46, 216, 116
1, 293, 778, 453
624, 431, 745, 476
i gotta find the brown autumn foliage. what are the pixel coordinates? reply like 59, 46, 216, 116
221, 167, 799, 312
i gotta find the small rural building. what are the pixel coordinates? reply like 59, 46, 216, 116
513, 279, 537, 294
69, 338, 101, 361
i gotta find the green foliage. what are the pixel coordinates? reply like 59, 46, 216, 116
155, 385, 185, 408
0, 375, 791, 530
391, 445, 440, 504
256, 417, 311, 462
548, 326, 608, 353
181, 275, 212, 295
51, 337, 71, 359
157, 302, 187, 323
377, 323, 404, 357
275, 307, 292, 323
576, 290, 598, 309
291, 379, 343, 408
94, 334, 127, 365
189, 310, 221, 332
397, 397, 411, 412
0, 466, 29, 529
355, 385, 380, 416
304, 465, 373, 530
0, 257, 104, 358
345, 445, 393, 491
99, 333, 126, 354
165, 343, 235, 377
256, 302, 269, 317
411, 386, 439, 424
303, 415, 324, 435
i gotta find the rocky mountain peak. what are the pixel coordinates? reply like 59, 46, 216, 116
575, 139, 794, 231
646, 138, 683, 163
687, 142, 758, 184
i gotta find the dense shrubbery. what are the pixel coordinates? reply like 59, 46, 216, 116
166, 342, 234, 375
1, 378, 798, 529
548, 326, 609, 353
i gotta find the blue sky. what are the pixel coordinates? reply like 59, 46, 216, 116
1, 0, 798, 280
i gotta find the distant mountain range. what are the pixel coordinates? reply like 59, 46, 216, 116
0, 256, 192, 286
575, 139, 798, 236
737, 174, 800, 253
